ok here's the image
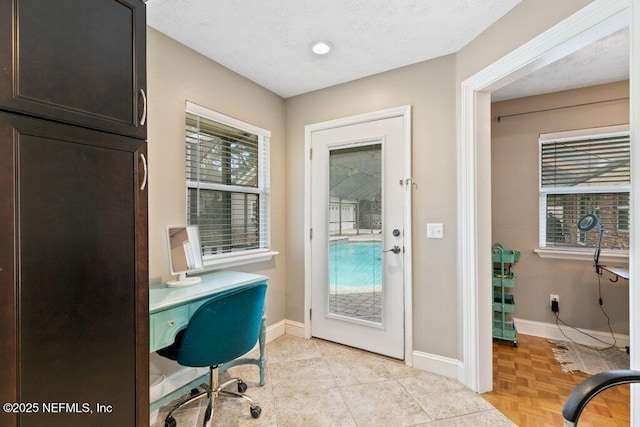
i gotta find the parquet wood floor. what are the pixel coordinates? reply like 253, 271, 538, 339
482, 334, 630, 426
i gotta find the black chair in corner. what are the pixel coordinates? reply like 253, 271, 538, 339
157, 282, 267, 427
562, 369, 640, 426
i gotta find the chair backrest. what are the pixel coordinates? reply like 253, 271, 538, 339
176, 282, 267, 367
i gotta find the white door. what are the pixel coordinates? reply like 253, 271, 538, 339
310, 115, 405, 359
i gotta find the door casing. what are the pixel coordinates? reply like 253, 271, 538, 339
304, 105, 413, 365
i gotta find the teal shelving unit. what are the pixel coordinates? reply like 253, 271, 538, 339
492, 244, 520, 347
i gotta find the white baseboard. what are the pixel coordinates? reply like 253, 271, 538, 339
265, 319, 305, 340
266, 319, 286, 343
514, 317, 629, 348
285, 320, 464, 382
411, 350, 464, 383
371, 318, 629, 388
284, 320, 305, 338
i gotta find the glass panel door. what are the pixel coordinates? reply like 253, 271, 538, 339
310, 113, 406, 359
328, 144, 382, 324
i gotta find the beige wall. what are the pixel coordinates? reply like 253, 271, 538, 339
285, 56, 458, 357
146, 0, 600, 362
146, 28, 288, 326
285, 0, 594, 360
491, 81, 630, 334
455, 0, 594, 82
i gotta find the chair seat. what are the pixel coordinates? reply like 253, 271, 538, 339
156, 282, 267, 425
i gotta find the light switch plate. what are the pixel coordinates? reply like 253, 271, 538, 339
427, 223, 444, 239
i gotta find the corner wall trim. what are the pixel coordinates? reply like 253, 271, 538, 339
266, 320, 287, 343
411, 350, 464, 383
284, 320, 306, 338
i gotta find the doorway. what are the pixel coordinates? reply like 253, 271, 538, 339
459, 0, 636, 399
304, 106, 412, 360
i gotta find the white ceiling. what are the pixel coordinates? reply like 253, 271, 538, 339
147, 0, 521, 98
492, 26, 630, 102
147, 1, 629, 100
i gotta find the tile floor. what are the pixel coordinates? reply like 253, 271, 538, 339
152, 334, 514, 427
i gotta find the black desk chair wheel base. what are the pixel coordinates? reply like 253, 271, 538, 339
157, 283, 267, 426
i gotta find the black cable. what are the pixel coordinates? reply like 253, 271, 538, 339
596, 272, 617, 349
555, 313, 616, 350
553, 270, 618, 350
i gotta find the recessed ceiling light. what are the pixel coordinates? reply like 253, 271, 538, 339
311, 41, 333, 55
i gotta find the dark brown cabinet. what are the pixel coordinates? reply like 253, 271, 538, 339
0, 1, 148, 426
0, 0, 147, 139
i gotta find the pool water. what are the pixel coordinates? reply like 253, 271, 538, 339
328, 240, 382, 291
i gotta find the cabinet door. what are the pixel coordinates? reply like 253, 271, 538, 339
0, 0, 147, 139
0, 112, 149, 427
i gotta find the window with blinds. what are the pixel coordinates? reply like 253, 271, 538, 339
185, 102, 271, 261
539, 125, 630, 251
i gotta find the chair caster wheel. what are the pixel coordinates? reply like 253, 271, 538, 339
165, 416, 177, 427
238, 381, 248, 393
513, 342, 518, 348
250, 406, 261, 419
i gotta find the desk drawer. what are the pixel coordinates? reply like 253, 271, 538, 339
150, 306, 189, 351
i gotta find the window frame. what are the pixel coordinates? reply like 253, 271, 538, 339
185, 101, 277, 269
537, 124, 630, 260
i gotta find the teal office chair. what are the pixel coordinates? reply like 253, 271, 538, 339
157, 283, 267, 427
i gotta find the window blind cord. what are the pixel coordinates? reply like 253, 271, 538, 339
196, 116, 201, 219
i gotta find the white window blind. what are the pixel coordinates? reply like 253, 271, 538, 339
185, 103, 271, 261
539, 125, 630, 251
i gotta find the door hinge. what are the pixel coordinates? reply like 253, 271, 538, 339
310, 228, 313, 240
309, 308, 312, 320
309, 148, 313, 160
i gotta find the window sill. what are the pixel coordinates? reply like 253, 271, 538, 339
534, 248, 628, 264
200, 250, 279, 271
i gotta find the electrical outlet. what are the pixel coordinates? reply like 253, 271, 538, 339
550, 294, 559, 306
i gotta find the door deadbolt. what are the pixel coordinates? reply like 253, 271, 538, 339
392, 229, 401, 237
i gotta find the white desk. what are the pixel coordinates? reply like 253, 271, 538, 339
149, 271, 268, 413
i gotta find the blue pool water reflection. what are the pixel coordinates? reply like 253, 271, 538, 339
329, 240, 382, 291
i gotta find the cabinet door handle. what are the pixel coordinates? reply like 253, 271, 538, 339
140, 153, 148, 191
139, 88, 147, 126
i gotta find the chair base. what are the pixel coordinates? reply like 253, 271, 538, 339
163, 366, 261, 427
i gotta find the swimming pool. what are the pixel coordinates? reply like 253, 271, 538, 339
328, 240, 382, 292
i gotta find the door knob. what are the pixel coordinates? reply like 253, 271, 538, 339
384, 245, 401, 254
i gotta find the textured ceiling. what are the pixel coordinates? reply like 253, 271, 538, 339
492, 27, 630, 102
147, 1, 629, 101
147, 0, 521, 98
